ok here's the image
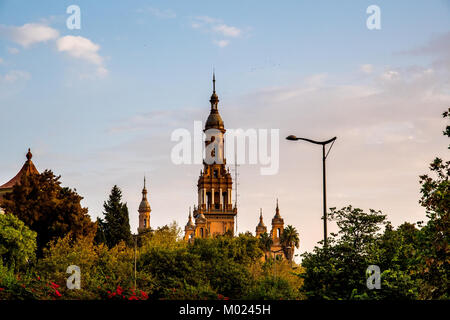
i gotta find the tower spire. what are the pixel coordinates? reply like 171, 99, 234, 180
209, 71, 219, 111
275, 198, 281, 218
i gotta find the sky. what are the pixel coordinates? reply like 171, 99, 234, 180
0, 0, 449, 257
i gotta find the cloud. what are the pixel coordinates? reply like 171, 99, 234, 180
56, 36, 108, 76
0, 22, 108, 78
138, 6, 176, 19
191, 16, 243, 47
7, 47, 20, 54
401, 31, 450, 73
0, 70, 31, 83
0, 23, 59, 47
213, 24, 241, 38
213, 40, 230, 48
360, 64, 374, 74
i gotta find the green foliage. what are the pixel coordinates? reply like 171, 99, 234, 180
280, 225, 300, 261
245, 276, 299, 300
300, 206, 388, 299
0, 214, 36, 271
415, 108, 450, 299
139, 221, 183, 250
1, 170, 96, 255
97, 185, 132, 248
258, 232, 273, 260
138, 233, 264, 299
36, 234, 137, 299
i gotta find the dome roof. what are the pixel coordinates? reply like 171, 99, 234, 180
185, 210, 195, 230
257, 209, 266, 228
272, 199, 284, 225
204, 72, 225, 132
205, 110, 224, 131
139, 197, 151, 212
138, 178, 151, 213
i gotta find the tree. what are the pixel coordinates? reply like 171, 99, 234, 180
0, 214, 37, 270
94, 217, 107, 245
300, 206, 387, 299
280, 225, 300, 261
1, 170, 96, 256
101, 185, 132, 248
258, 232, 273, 261
416, 108, 450, 299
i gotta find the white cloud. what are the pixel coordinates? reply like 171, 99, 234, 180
213, 24, 241, 37
381, 70, 400, 81
138, 7, 176, 19
213, 39, 230, 48
56, 36, 108, 77
191, 16, 243, 46
0, 23, 59, 48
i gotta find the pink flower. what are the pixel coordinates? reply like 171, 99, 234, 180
50, 282, 60, 289
140, 291, 148, 300
116, 286, 123, 295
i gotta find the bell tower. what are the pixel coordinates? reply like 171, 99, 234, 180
138, 177, 151, 233
191, 73, 237, 237
270, 199, 284, 254
255, 208, 267, 237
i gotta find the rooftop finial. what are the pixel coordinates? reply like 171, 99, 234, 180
26, 148, 32, 161
213, 70, 216, 93
142, 176, 148, 197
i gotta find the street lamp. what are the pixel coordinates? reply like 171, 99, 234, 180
286, 135, 337, 247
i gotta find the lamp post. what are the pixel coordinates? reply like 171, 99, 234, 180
286, 135, 336, 247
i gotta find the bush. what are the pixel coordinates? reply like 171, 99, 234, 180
0, 214, 36, 271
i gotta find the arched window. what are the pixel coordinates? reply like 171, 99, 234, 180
200, 228, 204, 238
144, 218, 147, 227
277, 228, 281, 238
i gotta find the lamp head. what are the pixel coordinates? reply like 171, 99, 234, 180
286, 135, 298, 141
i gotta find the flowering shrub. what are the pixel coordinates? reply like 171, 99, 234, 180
105, 285, 149, 300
